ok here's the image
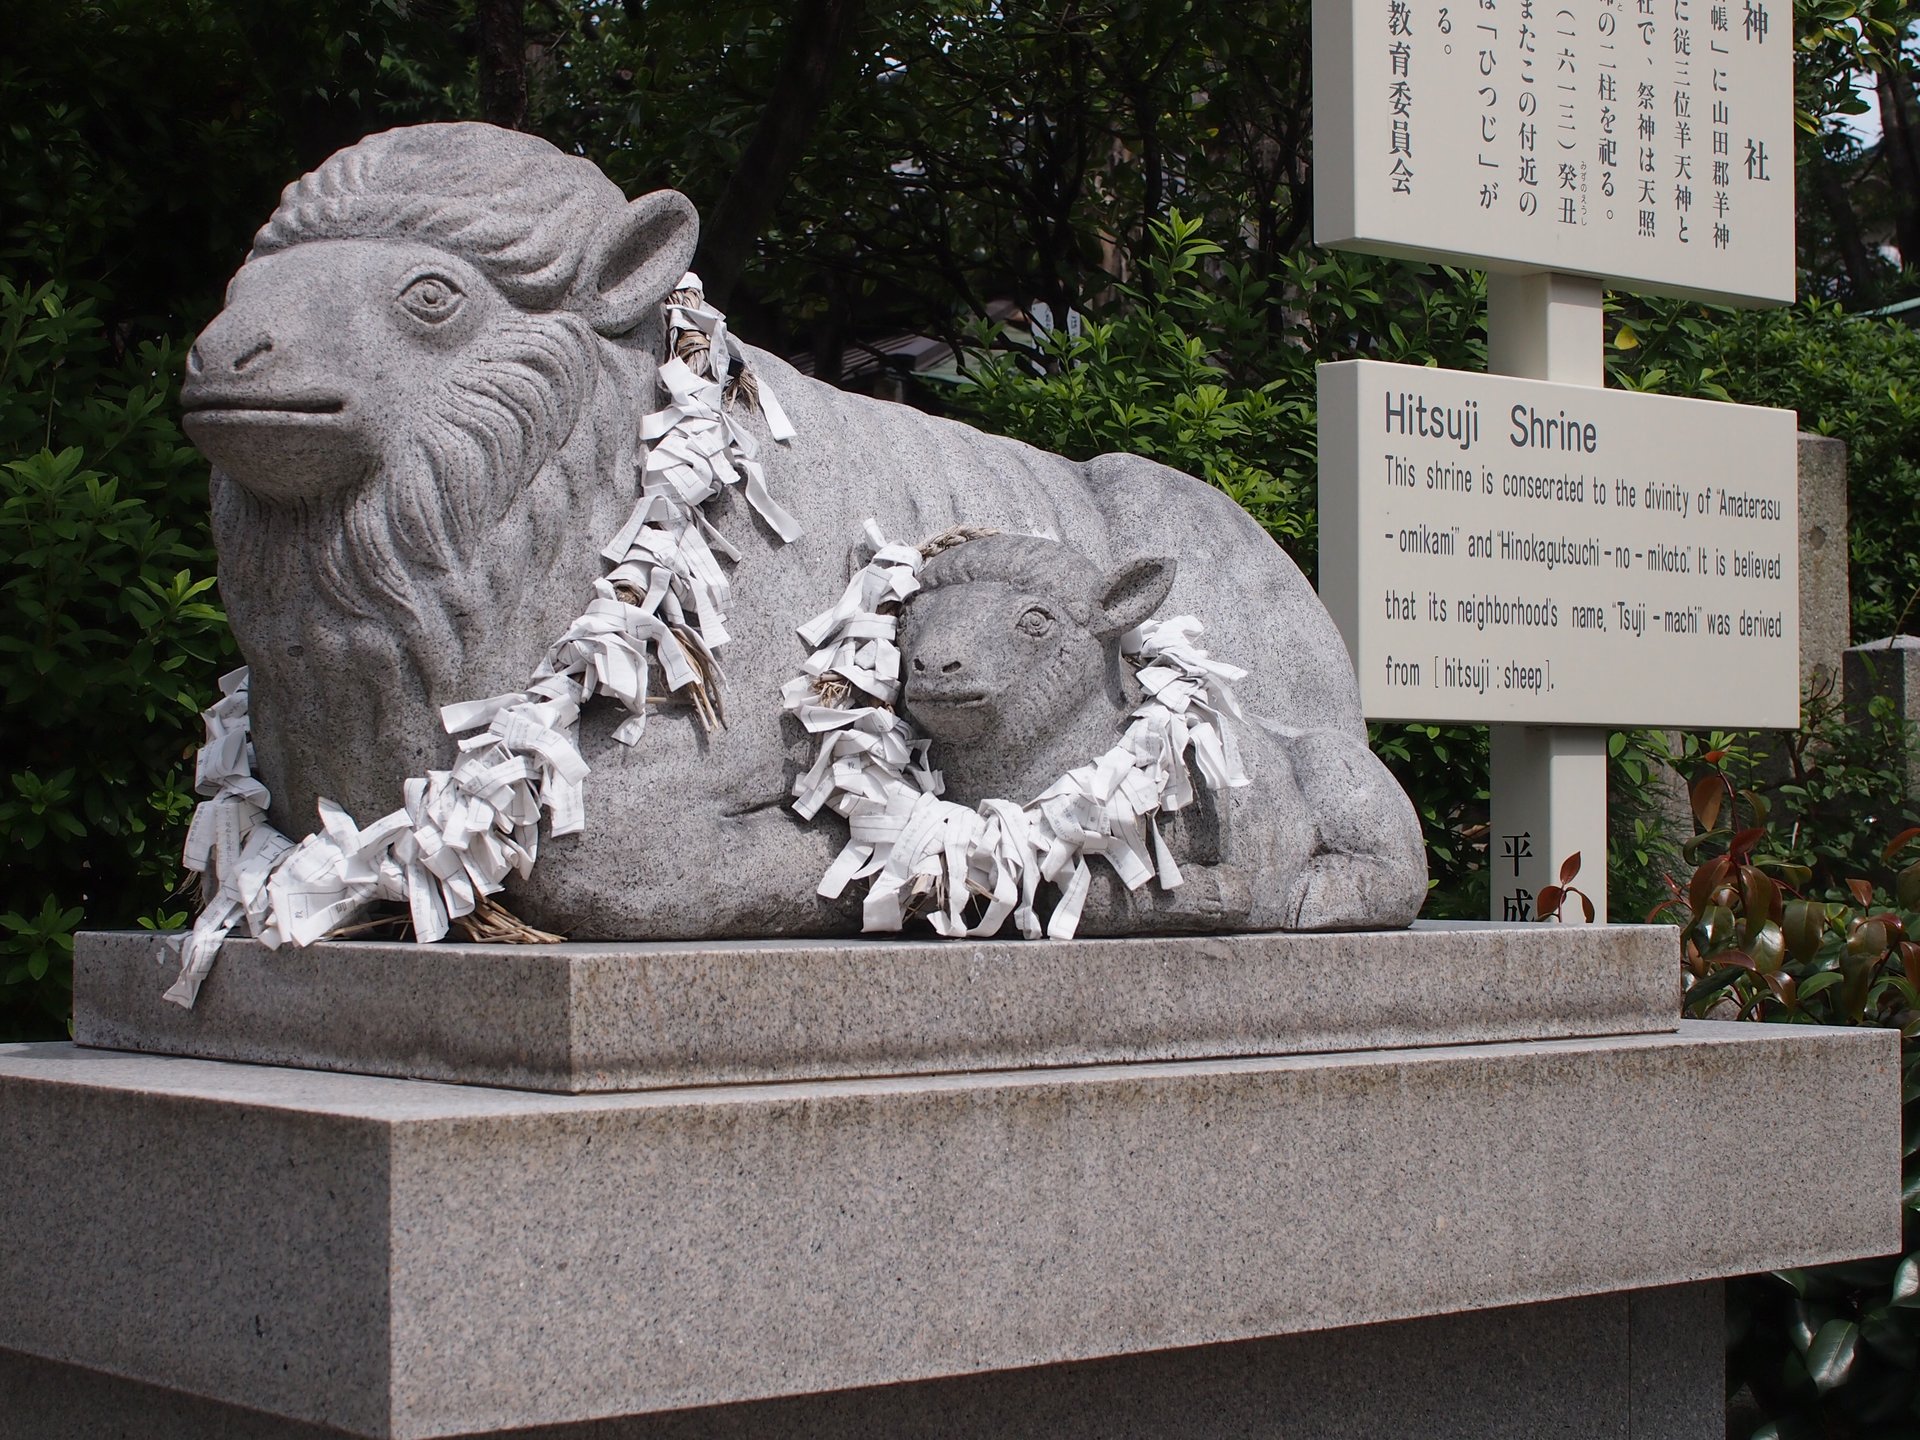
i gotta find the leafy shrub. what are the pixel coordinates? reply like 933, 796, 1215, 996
0, 277, 231, 1040
1657, 699, 1920, 1439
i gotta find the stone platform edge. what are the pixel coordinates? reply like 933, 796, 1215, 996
75, 921, 1680, 1092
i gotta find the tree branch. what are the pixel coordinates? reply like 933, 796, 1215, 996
696, 0, 867, 308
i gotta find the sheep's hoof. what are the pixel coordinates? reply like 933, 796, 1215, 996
1287, 854, 1421, 930
1138, 864, 1248, 925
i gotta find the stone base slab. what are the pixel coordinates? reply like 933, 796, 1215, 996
75, 921, 1680, 1091
0, 1023, 1896, 1438
1, 1283, 1723, 1439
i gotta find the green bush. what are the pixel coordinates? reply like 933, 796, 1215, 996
1657, 700, 1920, 1439
0, 276, 231, 1040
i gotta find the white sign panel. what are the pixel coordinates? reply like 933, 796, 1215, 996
1313, 0, 1795, 305
1319, 360, 1799, 728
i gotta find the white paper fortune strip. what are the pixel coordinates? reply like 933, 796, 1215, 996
785, 522, 1251, 941
167, 274, 795, 1007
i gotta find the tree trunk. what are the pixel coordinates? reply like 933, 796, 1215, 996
1878, 59, 1920, 271
1814, 155, 1876, 300
696, 0, 867, 308
477, 0, 528, 131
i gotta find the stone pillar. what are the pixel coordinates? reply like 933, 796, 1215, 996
1844, 635, 1920, 803
1797, 434, 1851, 699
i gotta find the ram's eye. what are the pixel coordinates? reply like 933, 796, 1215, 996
398, 274, 464, 323
1016, 606, 1054, 638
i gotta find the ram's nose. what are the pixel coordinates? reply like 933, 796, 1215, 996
186, 316, 277, 382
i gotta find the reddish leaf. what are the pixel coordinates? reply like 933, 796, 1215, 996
1535, 884, 1564, 920
1849, 919, 1890, 961
1763, 970, 1798, 1009
1690, 854, 1732, 918
1848, 877, 1876, 909
1702, 748, 1728, 764
1580, 890, 1596, 924
1741, 867, 1781, 930
1559, 851, 1582, 885
1729, 827, 1766, 862
1690, 775, 1724, 832
1884, 827, 1920, 864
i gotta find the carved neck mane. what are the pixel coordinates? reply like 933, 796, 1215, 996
213, 316, 655, 829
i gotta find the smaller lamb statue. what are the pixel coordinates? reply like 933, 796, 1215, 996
790, 531, 1426, 939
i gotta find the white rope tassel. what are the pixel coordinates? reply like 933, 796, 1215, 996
788, 524, 1252, 941
168, 275, 798, 1006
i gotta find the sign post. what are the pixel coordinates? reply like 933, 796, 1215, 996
1486, 273, 1608, 920
1313, 0, 1799, 923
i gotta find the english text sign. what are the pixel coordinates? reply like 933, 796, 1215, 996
1313, 0, 1795, 305
1319, 359, 1799, 728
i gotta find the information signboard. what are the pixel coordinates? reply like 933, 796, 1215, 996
1313, 0, 1795, 305
1319, 359, 1799, 728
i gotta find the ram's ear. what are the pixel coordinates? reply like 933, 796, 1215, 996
1094, 555, 1176, 637
575, 190, 700, 336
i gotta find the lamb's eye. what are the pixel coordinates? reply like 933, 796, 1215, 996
1017, 606, 1054, 637
398, 274, 464, 323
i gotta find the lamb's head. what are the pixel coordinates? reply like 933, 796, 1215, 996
901, 535, 1175, 799
184, 122, 699, 828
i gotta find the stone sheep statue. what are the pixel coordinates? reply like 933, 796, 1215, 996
898, 534, 1425, 930
179, 120, 1427, 940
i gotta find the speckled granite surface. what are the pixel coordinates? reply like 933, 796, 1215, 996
0, 1283, 1723, 1439
75, 922, 1679, 1092
0, 1023, 1894, 1437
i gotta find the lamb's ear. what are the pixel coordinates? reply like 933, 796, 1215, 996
576, 190, 700, 336
1094, 555, 1177, 637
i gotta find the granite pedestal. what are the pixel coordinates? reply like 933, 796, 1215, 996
0, 927, 1902, 1438
74, 921, 1678, 1091
2, 1285, 1722, 1439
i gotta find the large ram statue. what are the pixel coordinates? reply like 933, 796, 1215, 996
178, 121, 1424, 953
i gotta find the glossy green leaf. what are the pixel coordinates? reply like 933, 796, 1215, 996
1796, 971, 1843, 1001
1790, 1299, 1827, 1354
1782, 901, 1828, 962
1748, 921, 1787, 976
1899, 861, 1920, 915
1804, 1318, 1860, 1392
1890, 1253, 1920, 1306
